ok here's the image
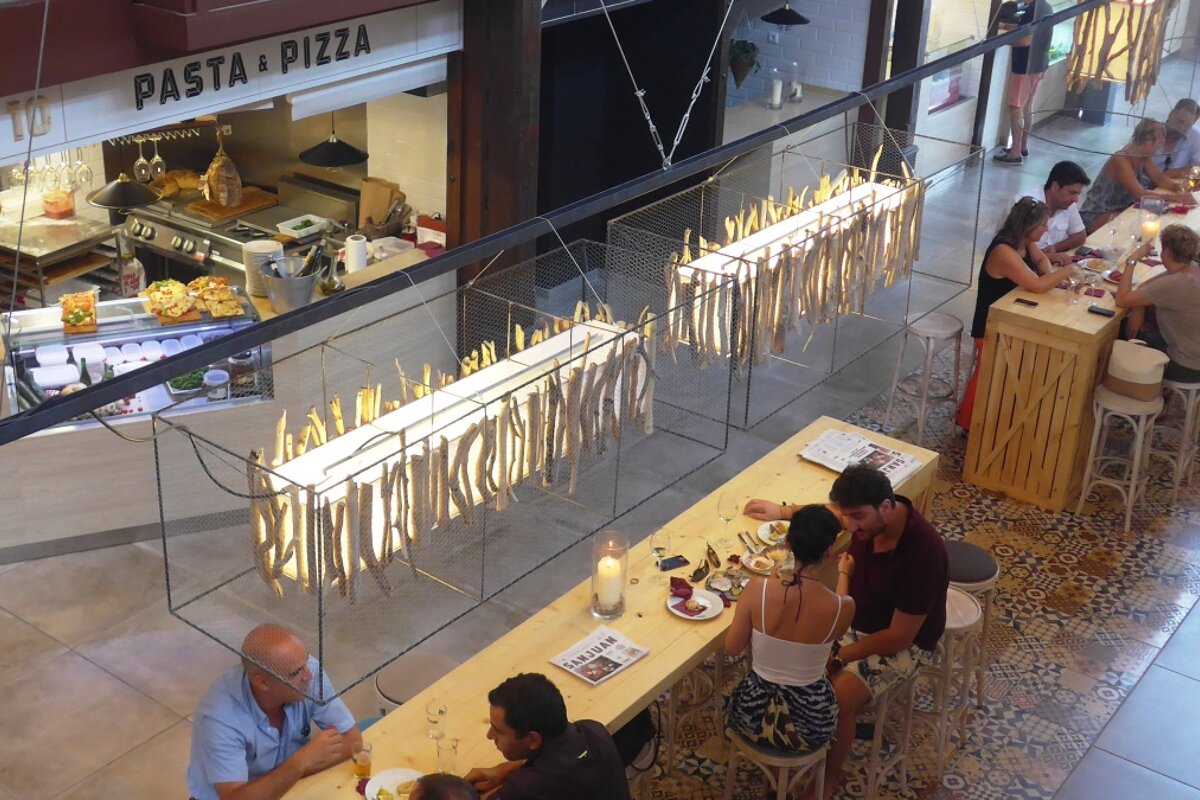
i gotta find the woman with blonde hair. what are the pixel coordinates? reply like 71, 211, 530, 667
955, 197, 1076, 429
1079, 118, 1195, 233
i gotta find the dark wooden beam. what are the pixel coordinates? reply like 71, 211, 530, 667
855, 0, 891, 167
971, 0, 1006, 148
447, 0, 541, 286
883, 0, 932, 134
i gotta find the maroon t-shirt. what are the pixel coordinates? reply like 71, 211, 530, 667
846, 497, 948, 652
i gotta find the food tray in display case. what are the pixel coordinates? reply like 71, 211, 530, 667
2, 292, 272, 431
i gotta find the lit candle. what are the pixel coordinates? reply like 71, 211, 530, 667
596, 556, 622, 608
1141, 218, 1161, 240
770, 78, 783, 109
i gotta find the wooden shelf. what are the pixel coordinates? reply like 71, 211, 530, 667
2, 252, 113, 291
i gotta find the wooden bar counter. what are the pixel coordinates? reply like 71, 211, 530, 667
284, 417, 938, 798
963, 203, 1173, 511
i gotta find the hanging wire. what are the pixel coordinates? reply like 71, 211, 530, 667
534, 215, 604, 307
597, 0, 735, 170
2, 0, 52, 338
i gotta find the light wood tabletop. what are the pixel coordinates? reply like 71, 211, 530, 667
283, 416, 939, 799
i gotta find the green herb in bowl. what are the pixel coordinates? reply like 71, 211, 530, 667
168, 369, 206, 392
293, 219, 314, 230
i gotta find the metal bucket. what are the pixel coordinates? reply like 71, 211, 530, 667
261, 256, 317, 314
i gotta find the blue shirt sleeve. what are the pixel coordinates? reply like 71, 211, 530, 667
194, 714, 252, 787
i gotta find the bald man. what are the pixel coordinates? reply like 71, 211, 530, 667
186, 624, 362, 800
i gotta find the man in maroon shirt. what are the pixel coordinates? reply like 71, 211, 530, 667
745, 464, 948, 799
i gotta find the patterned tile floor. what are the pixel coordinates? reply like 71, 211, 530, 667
640, 353, 1200, 799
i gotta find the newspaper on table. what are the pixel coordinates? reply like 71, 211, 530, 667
550, 626, 649, 686
800, 429, 921, 485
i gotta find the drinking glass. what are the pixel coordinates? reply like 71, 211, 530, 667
716, 493, 739, 551
74, 149, 94, 188
1066, 271, 1082, 304
56, 152, 75, 192
149, 135, 166, 178
425, 701, 447, 740
133, 137, 152, 182
351, 741, 372, 780
649, 527, 671, 585
436, 737, 459, 773
40, 157, 59, 191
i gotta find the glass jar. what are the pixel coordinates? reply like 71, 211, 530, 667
227, 351, 256, 397
591, 531, 629, 620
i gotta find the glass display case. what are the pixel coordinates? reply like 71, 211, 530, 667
3, 293, 273, 431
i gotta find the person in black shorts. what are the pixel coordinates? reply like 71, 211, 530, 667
994, 0, 1053, 164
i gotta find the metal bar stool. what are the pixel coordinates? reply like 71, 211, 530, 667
1151, 380, 1200, 503
913, 587, 982, 779
375, 651, 459, 715
723, 733, 827, 800
1076, 385, 1163, 533
883, 312, 964, 445
947, 540, 1000, 709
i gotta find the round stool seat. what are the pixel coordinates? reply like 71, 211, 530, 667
728, 731, 827, 766
945, 586, 982, 631
908, 312, 963, 340
375, 651, 459, 706
1094, 384, 1164, 416
1164, 379, 1200, 391
946, 541, 999, 587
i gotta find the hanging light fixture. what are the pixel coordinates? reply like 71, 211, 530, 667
1066, 0, 1171, 105
298, 111, 369, 168
760, 1, 809, 30
86, 172, 161, 210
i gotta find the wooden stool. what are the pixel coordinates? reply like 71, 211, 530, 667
858, 671, 917, 799
1076, 385, 1163, 533
666, 650, 725, 771
883, 312, 964, 445
914, 587, 982, 778
722, 731, 827, 800
947, 540, 999, 709
1152, 379, 1200, 503
375, 651, 460, 715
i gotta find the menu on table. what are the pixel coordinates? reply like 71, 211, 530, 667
800, 429, 921, 485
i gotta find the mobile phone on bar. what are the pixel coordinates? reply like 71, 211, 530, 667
1014, 298, 1038, 307
1087, 305, 1116, 317
659, 555, 691, 571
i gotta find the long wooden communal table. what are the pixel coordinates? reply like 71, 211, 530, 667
284, 417, 938, 798
963, 202, 1173, 511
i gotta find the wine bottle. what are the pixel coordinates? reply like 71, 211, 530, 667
79, 357, 93, 386
297, 242, 324, 278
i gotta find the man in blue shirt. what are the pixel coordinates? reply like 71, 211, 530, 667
187, 624, 362, 800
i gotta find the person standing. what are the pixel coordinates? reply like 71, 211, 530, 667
1016, 160, 1090, 265
994, 0, 1054, 165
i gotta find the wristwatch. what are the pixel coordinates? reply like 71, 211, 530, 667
829, 655, 844, 673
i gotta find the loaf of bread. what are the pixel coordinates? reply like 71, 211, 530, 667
203, 131, 242, 207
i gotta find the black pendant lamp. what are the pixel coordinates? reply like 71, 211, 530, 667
299, 112, 368, 168
761, 2, 809, 29
86, 172, 161, 210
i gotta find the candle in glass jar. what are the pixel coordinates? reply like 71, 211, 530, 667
769, 78, 783, 109
1141, 218, 1161, 239
595, 556, 622, 608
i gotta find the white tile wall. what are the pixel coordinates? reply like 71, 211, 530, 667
0, 143, 104, 193
365, 91, 448, 218
726, 0, 871, 107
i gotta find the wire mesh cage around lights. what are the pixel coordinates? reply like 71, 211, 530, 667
1066, 0, 1178, 106
608, 141, 926, 429
152, 240, 735, 703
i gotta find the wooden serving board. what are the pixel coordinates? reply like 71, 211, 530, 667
155, 309, 203, 326
63, 322, 98, 335
185, 187, 278, 224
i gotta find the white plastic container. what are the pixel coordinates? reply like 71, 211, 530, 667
34, 344, 69, 367
71, 343, 104, 368
30, 364, 81, 389
204, 369, 230, 401
121, 342, 143, 362
103, 346, 125, 366
141, 340, 164, 361
161, 338, 182, 358
180, 334, 202, 350
276, 214, 328, 240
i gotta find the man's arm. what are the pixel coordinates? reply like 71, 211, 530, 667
214, 727, 346, 800
1044, 230, 1087, 263
836, 609, 927, 664
466, 760, 525, 796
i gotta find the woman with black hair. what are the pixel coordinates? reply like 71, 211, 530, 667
724, 505, 855, 754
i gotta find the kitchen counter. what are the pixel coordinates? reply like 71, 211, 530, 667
722, 85, 850, 145
0, 208, 115, 263
249, 247, 428, 321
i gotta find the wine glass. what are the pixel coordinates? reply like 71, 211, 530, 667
717, 493, 739, 551
56, 152, 75, 192
74, 148, 93, 189
40, 157, 59, 191
649, 528, 672, 585
132, 137, 152, 182
149, 135, 166, 178
425, 701, 447, 740
1066, 270, 1083, 304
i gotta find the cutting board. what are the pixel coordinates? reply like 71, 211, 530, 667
185, 187, 278, 224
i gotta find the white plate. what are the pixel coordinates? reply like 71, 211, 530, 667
757, 521, 788, 546
1101, 267, 1123, 284
365, 767, 423, 800
741, 551, 775, 575
666, 588, 724, 621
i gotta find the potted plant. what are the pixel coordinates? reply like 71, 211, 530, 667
729, 39, 761, 88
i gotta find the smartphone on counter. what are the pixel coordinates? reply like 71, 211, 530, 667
659, 555, 691, 571
1014, 298, 1039, 307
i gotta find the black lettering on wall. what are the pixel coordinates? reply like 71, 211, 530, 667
281, 40, 298, 74
183, 62, 203, 98
354, 24, 371, 56
133, 73, 154, 111
229, 53, 248, 86
159, 70, 181, 104
315, 31, 331, 66
206, 55, 226, 91
334, 28, 350, 61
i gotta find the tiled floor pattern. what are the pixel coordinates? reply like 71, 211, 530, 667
639, 355, 1200, 800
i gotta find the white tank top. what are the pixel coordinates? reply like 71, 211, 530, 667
750, 580, 842, 687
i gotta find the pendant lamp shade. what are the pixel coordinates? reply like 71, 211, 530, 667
761, 2, 809, 28
86, 173, 162, 209
1065, 0, 1171, 105
299, 112, 368, 168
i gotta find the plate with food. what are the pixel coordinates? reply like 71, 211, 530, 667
166, 368, 207, 397
1101, 267, 1124, 284
1077, 257, 1113, 275
741, 551, 775, 575
706, 569, 749, 602
667, 588, 724, 621
757, 521, 789, 547
366, 768, 423, 800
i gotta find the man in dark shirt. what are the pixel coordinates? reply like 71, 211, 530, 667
994, 0, 1054, 164
743, 463, 948, 799
464, 673, 631, 800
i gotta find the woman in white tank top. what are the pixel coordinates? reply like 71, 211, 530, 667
725, 505, 856, 753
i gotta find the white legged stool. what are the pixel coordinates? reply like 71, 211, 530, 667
375, 651, 459, 715
883, 312, 964, 445
1076, 385, 1163, 533
666, 648, 725, 772
860, 672, 917, 799
722, 732, 827, 800
947, 541, 999, 709
913, 587, 982, 779
1151, 380, 1200, 503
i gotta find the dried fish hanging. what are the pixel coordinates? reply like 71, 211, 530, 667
662, 151, 925, 365
244, 303, 657, 601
